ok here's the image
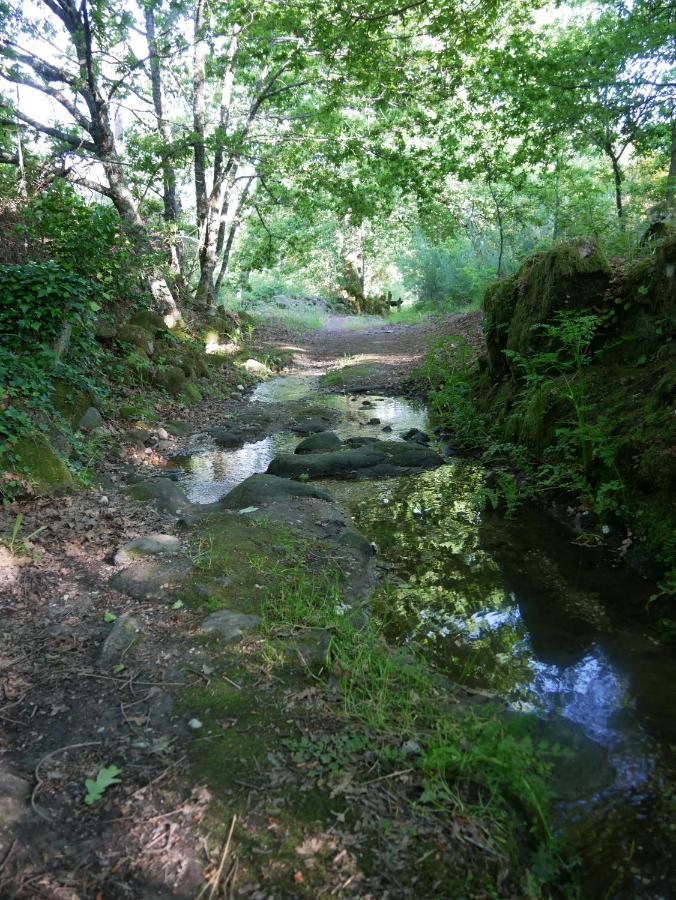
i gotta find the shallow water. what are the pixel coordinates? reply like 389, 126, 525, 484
174, 374, 676, 897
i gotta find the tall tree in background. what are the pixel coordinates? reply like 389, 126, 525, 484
0, 0, 183, 321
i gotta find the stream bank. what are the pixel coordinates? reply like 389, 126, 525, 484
1, 315, 674, 898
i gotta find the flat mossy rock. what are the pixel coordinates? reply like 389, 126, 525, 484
154, 365, 187, 396
114, 533, 181, 566
484, 238, 611, 376
128, 310, 167, 333
200, 609, 261, 643
126, 477, 190, 513
10, 432, 73, 494
295, 431, 342, 453
267, 440, 443, 480
109, 559, 192, 601
222, 474, 334, 509
117, 323, 155, 355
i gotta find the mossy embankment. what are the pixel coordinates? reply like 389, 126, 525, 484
0, 293, 284, 498
417, 233, 676, 595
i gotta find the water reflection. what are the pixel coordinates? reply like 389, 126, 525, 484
173, 385, 430, 504
172, 433, 295, 504
348, 465, 675, 795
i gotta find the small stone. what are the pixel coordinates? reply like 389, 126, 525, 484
78, 406, 104, 432
188, 718, 203, 730
99, 615, 141, 667
114, 534, 181, 566
157, 427, 169, 441
99, 495, 109, 505
368, 418, 381, 425
0, 770, 31, 825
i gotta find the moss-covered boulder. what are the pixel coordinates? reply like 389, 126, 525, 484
117, 324, 155, 356
484, 238, 611, 376
295, 431, 342, 453
153, 365, 186, 396
51, 379, 93, 426
629, 230, 676, 319
10, 432, 73, 494
94, 320, 117, 341
128, 310, 167, 333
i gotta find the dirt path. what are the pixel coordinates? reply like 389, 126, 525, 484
0, 314, 484, 900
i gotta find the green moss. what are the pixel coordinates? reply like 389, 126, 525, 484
8, 431, 73, 494
180, 514, 314, 614
181, 382, 203, 405
180, 679, 284, 790
483, 238, 611, 376
116, 323, 154, 353
119, 404, 155, 421
128, 309, 167, 332
51, 379, 92, 426
320, 362, 381, 389
153, 364, 186, 396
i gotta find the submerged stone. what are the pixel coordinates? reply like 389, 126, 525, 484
402, 427, 430, 444
207, 426, 243, 447
291, 417, 333, 435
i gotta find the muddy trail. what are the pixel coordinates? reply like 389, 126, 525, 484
1, 314, 674, 899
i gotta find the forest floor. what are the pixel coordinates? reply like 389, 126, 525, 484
0, 312, 490, 900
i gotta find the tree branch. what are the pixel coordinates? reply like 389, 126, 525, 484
10, 108, 97, 152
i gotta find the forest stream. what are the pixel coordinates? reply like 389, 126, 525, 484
168, 367, 676, 898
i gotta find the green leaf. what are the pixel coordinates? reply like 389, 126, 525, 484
84, 764, 122, 805
103, 610, 117, 623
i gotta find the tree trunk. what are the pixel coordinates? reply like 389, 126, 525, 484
607, 148, 625, 227
215, 176, 255, 295
667, 118, 676, 211
145, 3, 179, 225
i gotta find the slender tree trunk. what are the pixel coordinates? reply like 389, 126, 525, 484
667, 118, 676, 210
145, 3, 179, 224
215, 176, 255, 295
144, 2, 189, 301
552, 161, 560, 243
604, 144, 625, 227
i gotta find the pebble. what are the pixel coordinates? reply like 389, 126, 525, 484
157, 427, 169, 441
